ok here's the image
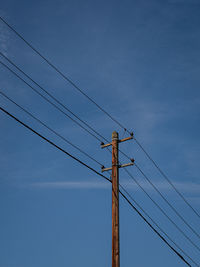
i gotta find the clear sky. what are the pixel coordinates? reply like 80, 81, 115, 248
0, 0, 200, 266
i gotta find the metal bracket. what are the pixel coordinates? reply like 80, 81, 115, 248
101, 135, 133, 149
101, 161, 134, 172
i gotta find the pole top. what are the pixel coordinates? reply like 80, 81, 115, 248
112, 131, 118, 140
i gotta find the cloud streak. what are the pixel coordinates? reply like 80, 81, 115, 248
31, 180, 110, 189
31, 180, 200, 194
123, 180, 200, 194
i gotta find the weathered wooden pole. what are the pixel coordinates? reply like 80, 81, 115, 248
101, 131, 134, 267
112, 131, 120, 267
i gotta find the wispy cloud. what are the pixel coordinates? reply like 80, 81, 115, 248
31, 180, 200, 194
122, 180, 200, 194
31, 180, 110, 189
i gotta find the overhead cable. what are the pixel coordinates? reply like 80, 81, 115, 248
0, 105, 193, 267
135, 163, 200, 242
134, 137, 200, 219
122, 168, 200, 253
0, 60, 102, 142
0, 90, 104, 167
1, 59, 199, 249
0, 52, 108, 144
119, 183, 198, 267
0, 16, 199, 221
0, 56, 131, 161
0, 16, 130, 134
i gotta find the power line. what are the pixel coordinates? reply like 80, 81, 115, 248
0, 105, 111, 183
134, 163, 200, 242
6, 85, 197, 253
103, 140, 200, 244
0, 60, 102, 142
0, 15, 199, 266
0, 56, 132, 162
0, 15, 199, 222
0, 16, 130, 134
122, 168, 200, 254
1, 16, 200, 250
119, 183, 198, 267
0, 105, 194, 267
1, 59, 199, 249
134, 137, 200, 219
119, 189, 194, 267
0, 90, 104, 167
0, 51, 109, 144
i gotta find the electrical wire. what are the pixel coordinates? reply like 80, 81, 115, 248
0, 96, 197, 265
0, 52, 109, 144
103, 141, 200, 245
119, 183, 198, 267
1, 15, 199, 222
0, 56, 132, 162
0, 82, 198, 253
0, 16, 130, 134
122, 168, 200, 253
119, 189, 195, 267
6, 86, 197, 257
0, 105, 194, 267
1, 58, 199, 250
134, 163, 200, 242
1, 17, 200, 252
134, 137, 200, 219
5, 85, 195, 262
0, 15, 199, 265
0, 60, 102, 142
0, 90, 103, 167
0, 105, 111, 183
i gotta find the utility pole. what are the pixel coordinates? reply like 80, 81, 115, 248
112, 131, 119, 267
101, 131, 134, 267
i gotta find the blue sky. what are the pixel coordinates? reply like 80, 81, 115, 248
0, 0, 200, 266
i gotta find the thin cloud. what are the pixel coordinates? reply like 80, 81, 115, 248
122, 180, 200, 194
31, 181, 110, 189
31, 180, 200, 194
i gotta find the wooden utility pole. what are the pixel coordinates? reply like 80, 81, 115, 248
101, 131, 134, 267
112, 131, 120, 267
